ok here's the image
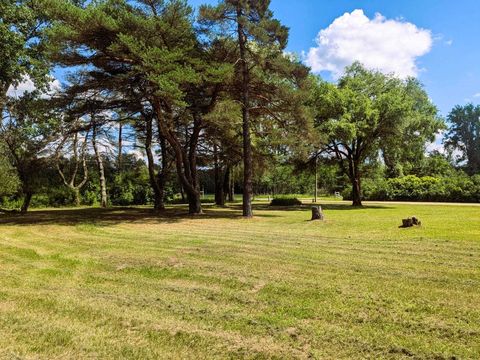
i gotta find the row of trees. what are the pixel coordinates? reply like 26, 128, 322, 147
1, 0, 478, 215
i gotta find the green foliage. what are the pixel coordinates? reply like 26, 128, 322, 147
0, 145, 20, 197
344, 174, 480, 203
109, 168, 152, 206
310, 63, 444, 205
270, 196, 302, 206
445, 103, 480, 174
0, 0, 50, 97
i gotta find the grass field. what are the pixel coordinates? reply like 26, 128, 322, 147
0, 202, 479, 359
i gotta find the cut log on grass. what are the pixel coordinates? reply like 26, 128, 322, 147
311, 206, 324, 221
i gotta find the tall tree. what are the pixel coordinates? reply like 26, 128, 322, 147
200, 0, 289, 217
445, 104, 480, 175
310, 63, 442, 206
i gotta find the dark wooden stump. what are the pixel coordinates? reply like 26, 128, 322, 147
400, 217, 421, 228
311, 206, 324, 220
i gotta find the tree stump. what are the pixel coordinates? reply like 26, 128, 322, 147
311, 206, 324, 220
400, 217, 421, 228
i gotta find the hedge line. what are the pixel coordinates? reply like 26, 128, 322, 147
343, 175, 480, 203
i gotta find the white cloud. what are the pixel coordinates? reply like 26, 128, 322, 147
305, 9, 432, 78
7, 75, 61, 99
426, 131, 445, 154
473, 93, 480, 98
6, 76, 36, 97
445, 40, 453, 46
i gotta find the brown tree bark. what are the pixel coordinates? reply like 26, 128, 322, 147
349, 159, 362, 206
152, 100, 202, 214
214, 144, 225, 206
236, 5, 253, 218
20, 191, 33, 213
92, 123, 108, 208
145, 114, 165, 211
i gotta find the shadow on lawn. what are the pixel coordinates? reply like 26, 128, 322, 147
0, 204, 278, 227
0, 202, 393, 227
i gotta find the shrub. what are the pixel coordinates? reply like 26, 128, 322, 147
344, 173, 480, 203
270, 196, 302, 206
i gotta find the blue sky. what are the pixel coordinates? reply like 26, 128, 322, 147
189, 0, 480, 117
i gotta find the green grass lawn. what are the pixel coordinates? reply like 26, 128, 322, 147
0, 202, 479, 359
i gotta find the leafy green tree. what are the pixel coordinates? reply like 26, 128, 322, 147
445, 104, 480, 175
0, 93, 59, 211
310, 63, 443, 206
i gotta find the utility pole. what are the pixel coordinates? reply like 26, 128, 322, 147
314, 155, 318, 203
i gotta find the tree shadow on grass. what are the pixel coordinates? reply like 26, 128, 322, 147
0, 204, 280, 227
0, 202, 395, 227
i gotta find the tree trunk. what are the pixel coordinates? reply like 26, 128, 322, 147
188, 192, 202, 215
351, 161, 362, 206
222, 165, 231, 203
145, 115, 165, 211
152, 101, 202, 214
73, 188, 81, 207
92, 125, 107, 208
118, 122, 123, 170
237, 6, 253, 218
214, 144, 225, 206
21, 191, 33, 213
228, 168, 235, 202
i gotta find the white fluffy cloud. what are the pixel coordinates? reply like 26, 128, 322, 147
305, 9, 432, 78
7, 75, 61, 98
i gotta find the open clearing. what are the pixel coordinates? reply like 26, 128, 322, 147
0, 202, 479, 359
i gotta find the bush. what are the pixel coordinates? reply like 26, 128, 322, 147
344, 174, 480, 203
270, 196, 302, 206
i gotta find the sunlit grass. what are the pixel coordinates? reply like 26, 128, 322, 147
0, 202, 479, 359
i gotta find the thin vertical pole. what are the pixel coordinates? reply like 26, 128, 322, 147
314, 155, 318, 203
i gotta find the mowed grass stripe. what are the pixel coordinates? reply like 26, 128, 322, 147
0, 203, 479, 358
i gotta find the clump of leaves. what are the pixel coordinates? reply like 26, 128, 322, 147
270, 196, 302, 206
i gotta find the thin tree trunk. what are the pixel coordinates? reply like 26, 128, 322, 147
118, 122, 123, 170
228, 167, 235, 202
223, 165, 230, 203
237, 6, 253, 218
180, 186, 186, 203
157, 135, 168, 209
21, 191, 33, 213
145, 115, 165, 211
92, 123, 108, 208
214, 144, 225, 206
